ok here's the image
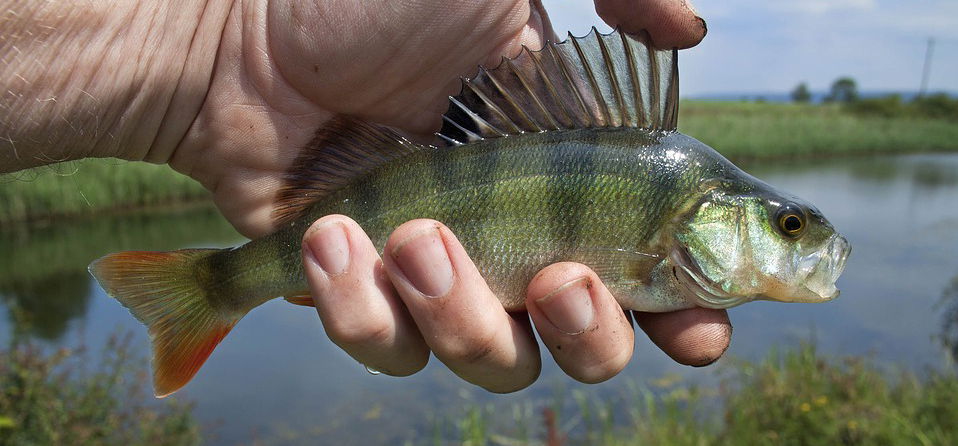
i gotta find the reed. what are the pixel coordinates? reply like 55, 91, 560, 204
0, 159, 208, 224
680, 101, 958, 160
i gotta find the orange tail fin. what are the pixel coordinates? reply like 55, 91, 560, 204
89, 249, 238, 398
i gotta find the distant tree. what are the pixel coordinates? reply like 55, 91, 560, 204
824, 77, 859, 103
791, 82, 812, 103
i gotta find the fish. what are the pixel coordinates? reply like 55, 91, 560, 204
88, 28, 851, 398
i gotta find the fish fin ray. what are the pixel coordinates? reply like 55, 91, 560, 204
272, 116, 426, 225
437, 28, 678, 143
571, 247, 662, 284
88, 249, 241, 398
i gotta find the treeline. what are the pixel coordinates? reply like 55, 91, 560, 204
791, 78, 958, 120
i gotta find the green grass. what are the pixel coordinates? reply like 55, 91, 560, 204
0, 332, 199, 445
0, 159, 208, 224
679, 101, 958, 160
2, 102, 957, 223
424, 345, 958, 445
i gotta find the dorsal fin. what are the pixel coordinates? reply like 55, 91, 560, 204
273, 29, 678, 225
438, 28, 679, 145
272, 116, 424, 225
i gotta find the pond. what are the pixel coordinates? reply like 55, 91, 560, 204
2, 153, 957, 444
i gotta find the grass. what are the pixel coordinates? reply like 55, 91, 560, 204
2, 101, 957, 223
679, 101, 958, 161
423, 344, 958, 445
0, 159, 208, 224
0, 330, 200, 446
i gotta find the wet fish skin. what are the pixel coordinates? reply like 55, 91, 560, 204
206, 128, 732, 314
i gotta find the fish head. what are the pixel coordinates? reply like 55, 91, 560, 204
670, 178, 851, 309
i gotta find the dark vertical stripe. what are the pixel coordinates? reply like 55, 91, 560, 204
433, 142, 500, 225
547, 131, 597, 248
632, 133, 683, 243
352, 173, 383, 225
433, 147, 461, 219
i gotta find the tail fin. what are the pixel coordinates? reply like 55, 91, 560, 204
89, 249, 238, 398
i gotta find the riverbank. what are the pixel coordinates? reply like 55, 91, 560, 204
424, 344, 958, 445
2, 102, 956, 223
5, 336, 955, 445
680, 101, 958, 160
0, 161, 208, 225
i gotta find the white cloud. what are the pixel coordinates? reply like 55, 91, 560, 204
540, 0, 957, 95
774, 0, 876, 15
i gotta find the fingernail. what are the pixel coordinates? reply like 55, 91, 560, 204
391, 227, 453, 297
304, 222, 350, 275
536, 277, 595, 335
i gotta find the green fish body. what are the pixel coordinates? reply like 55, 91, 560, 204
89, 30, 850, 397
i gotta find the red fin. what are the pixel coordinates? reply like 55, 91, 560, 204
284, 294, 315, 307
88, 249, 240, 398
272, 116, 426, 226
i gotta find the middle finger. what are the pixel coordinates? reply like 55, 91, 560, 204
382, 219, 542, 393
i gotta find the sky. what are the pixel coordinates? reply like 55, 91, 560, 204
543, 0, 958, 97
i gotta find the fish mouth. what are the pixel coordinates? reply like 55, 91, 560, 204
669, 245, 750, 310
670, 234, 851, 308
789, 234, 851, 302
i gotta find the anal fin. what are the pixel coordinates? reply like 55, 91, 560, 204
284, 294, 315, 307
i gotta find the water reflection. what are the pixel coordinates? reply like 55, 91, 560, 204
846, 156, 958, 191
0, 205, 241, 341
0, 271, 90, 340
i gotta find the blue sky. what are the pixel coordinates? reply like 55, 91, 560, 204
543, 0, 958, 96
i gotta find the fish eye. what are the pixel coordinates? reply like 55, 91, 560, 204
776, 203, 806, 237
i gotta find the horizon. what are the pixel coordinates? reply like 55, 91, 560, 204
543, 0, 958, 98
685, 88, 958, 101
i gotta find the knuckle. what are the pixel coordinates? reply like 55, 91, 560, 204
481, 365, 539, 394
325, 317, 394, 348
437, 327, 500, 366
576, 360, 626, 384
569, 347, 631, 385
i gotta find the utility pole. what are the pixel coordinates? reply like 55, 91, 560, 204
919, 37, 935, 97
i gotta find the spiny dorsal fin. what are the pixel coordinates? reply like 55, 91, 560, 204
274, 29, 678, 224
273, 116, 424, 225
438, 28, 679, 145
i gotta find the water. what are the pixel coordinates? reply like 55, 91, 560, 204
2, 154, 957, 444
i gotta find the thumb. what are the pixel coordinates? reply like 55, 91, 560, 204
594, 0, 707, 49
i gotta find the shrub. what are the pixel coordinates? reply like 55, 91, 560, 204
0, 331, 200, 446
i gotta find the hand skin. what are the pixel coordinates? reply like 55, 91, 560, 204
1, 0, 728, 390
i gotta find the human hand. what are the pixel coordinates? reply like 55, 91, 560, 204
236, 1, 720, 390
302, 215, 730, 390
